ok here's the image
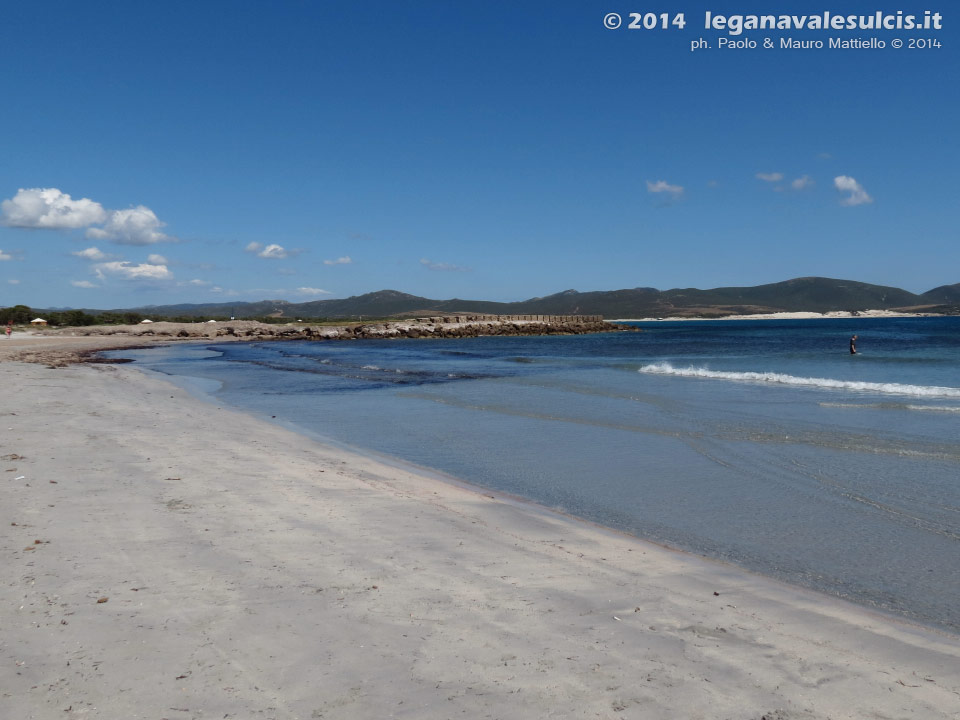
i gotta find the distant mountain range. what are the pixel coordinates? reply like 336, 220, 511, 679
66, 277, 960, 319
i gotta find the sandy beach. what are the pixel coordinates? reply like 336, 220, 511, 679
2, 341, 959, 719
613, 310, 940, 322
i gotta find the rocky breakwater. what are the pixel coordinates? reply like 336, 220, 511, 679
216, 315, 630, 340
47, 315, 631, 346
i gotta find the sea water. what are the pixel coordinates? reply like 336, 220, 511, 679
112, 317, 960, 633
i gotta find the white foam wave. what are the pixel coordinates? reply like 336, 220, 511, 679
638, 362, 960, 398
819, 401, 960, 413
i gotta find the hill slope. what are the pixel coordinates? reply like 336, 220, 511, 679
919, 283, 960, 305
40, 277, 954, 319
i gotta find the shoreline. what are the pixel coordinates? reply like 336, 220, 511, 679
3, 347, 959, 718
71, 341, 960, 636
613, 309, 941, 322
0, 316, 629, 368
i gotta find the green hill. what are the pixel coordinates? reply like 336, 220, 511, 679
919, 283, 960, 305
30, 277, 955, 320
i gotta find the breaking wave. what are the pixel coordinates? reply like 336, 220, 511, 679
638, 362, 960, 398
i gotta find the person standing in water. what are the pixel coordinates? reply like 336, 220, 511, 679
850, 334, 858, 354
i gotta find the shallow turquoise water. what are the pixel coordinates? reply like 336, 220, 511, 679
113, 317, 960, 633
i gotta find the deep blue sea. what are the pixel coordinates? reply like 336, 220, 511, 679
112, 317, 960, 633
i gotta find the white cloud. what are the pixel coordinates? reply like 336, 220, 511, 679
71, 246, 115, 261
297, 287, 331, 296
0, 249, 11, 261
2, 188, 176, 246
94, 261, 172, 281
834, 175, 873, 206
646, 180, 684, 197
209, 286, 240, 296
87, 206, 173, 245
177, 278, 212, 288
148, 253, 168, 264
245, 241, 289, 259
791, 175, 814, 190
259, 244, 288, 259
756, 172, 784, 183
420, 258, 469, 272
1, 188, 107, 229
7, 278, 20, 284
71, 280, 99, 288
323, 256, 352, 266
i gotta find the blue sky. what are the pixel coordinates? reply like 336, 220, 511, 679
1, 1, 955, 309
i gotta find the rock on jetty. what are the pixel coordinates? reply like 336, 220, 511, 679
49, 315, 631, 342
221, 314, 625, 340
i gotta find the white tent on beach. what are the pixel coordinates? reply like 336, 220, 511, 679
30, 318, 48, 325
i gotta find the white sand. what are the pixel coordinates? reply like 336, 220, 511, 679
2, 359, 958, 719
614, 310, 936, 322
